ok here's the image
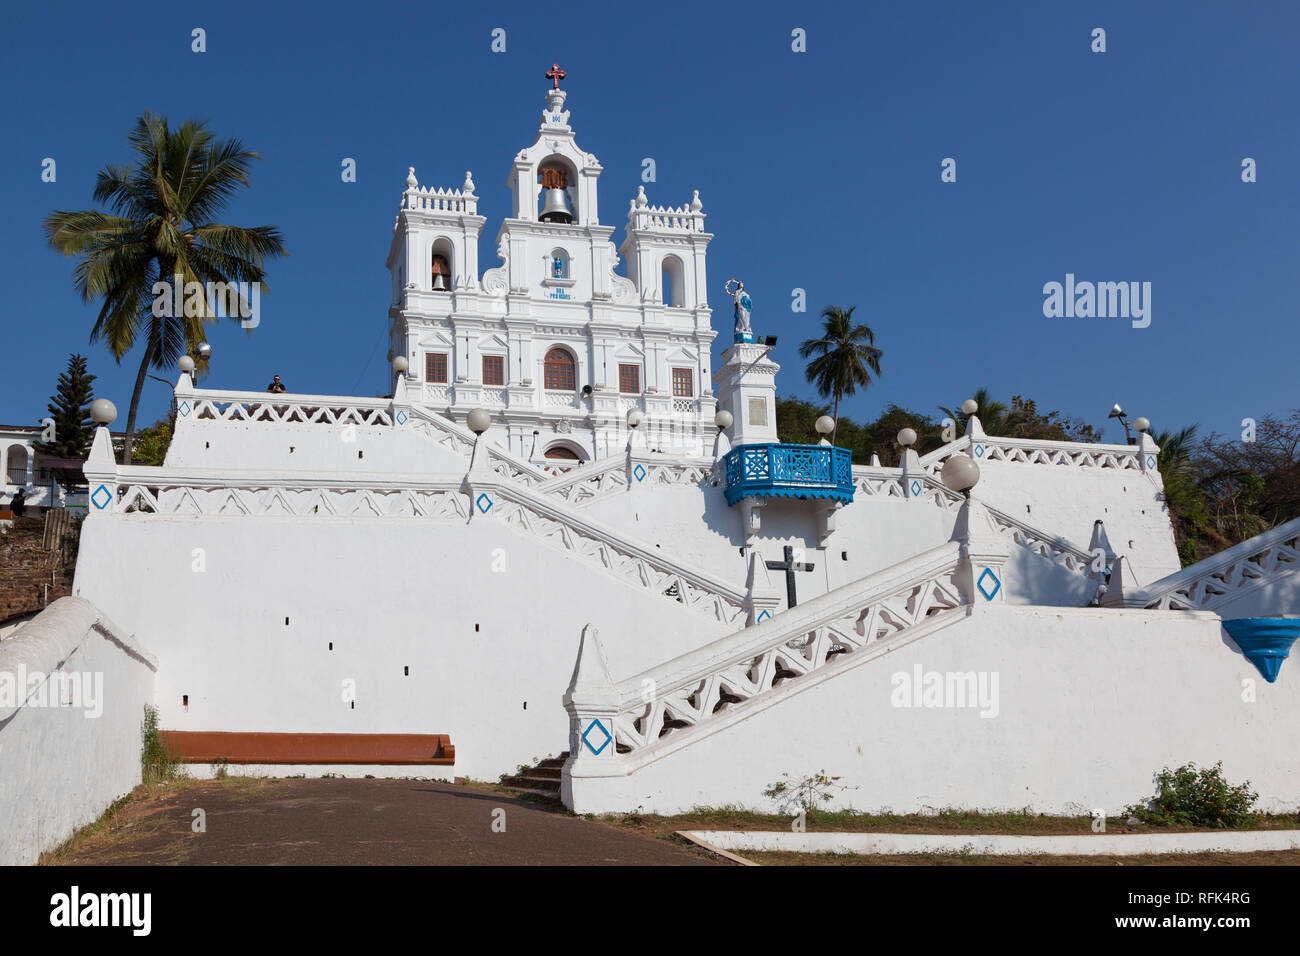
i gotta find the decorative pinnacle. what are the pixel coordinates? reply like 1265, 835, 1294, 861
690, 189, 702, 212
405, 166, 417, 189
463, 170, 475, 195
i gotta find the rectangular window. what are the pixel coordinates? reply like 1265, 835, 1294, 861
672, 368, 693, 397
482, 355, 505, 386
618, 364, 640, 394
425, 353, 447, 383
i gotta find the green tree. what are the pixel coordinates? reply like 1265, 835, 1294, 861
776, 396, 942, 466
798, 305, 882, 443
45, 112, 287, 463
34, 354, 97, 484
130, 419, 174, 467
941, 387, 1099, 443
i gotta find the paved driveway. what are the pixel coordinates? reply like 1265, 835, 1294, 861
50, 777, 719, 866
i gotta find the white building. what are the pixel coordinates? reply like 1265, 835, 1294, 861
0, 425, 100, 513
3, 72, 1299, 863
385, 79, 717, 464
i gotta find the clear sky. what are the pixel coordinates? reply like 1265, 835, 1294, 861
1, 0, 1296, 443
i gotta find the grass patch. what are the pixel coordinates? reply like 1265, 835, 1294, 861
744, 848, 1300, 866
39, 792, 134, 865
604, 805, 1300, 843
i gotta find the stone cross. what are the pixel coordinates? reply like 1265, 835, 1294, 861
766, 545, 815, 609
546, 63, 566, 89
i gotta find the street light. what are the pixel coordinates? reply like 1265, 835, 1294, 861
941, 454, 980, 498
90, 399, 117, 425
1109, 403, 1134, 445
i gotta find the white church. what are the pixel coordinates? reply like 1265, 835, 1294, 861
386, 75, 720, 463
3, 73, 1298, 862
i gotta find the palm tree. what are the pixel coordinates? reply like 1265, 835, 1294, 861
45, 112, 287, 462
798, 306, 882, 443
939, 386, 1027, 439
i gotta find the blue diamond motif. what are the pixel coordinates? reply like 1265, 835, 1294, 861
475, 493, 493, 513
1147, 455, 1156, 469
977, 568, 1001, 601
974, 444, 984, 459
396, 410, 408, 425
91, 484, 112, 510
178, 401, 190, 417
633, 464, 646, 482
910, 479, 922, 497
757, 609, 771, 622
582, 718, 612, 756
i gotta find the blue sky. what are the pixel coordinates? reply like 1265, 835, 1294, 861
1, 0, 1296, 443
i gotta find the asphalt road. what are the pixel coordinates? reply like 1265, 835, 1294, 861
52, 777, 719, 866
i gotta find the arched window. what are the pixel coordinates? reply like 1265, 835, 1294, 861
661, 255, 685, 308
544, 347, 576, 391
543, 444, 582, 461
550, 248, 570, 280
6, 445, 28, 485
431, 238, 455, 292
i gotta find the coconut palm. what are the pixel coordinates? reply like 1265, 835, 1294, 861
798, 306, 883, 443
45, 112, 286, 462
939, 387, 1027, 439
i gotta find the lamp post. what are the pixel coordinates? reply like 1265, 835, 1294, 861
941, 454, 980, 499
1109, 403, 1134, 445
467, 408, 491, 436
815, 414, 835, 446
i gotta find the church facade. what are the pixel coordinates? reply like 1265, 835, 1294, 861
385, 80, 718, 463
4, 71, 1300, 863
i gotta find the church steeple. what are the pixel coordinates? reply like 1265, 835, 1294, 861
507, 69, 601, 225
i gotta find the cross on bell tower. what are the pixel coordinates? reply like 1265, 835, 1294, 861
546, 63, 566, 89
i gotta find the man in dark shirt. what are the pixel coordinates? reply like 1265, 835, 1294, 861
10, 488, 26, 517
267, 375, 286, 394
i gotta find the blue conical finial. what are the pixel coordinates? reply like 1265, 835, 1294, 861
1222, 618, 1300, 683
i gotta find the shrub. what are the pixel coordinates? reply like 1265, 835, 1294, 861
140, 704, 180, 785
763, 770, 858, 815
1127, 761, 1258, 828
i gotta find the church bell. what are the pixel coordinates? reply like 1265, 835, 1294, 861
431, 272, 447, 291
539, 187, 573, 224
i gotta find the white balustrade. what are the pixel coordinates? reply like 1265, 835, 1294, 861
607, 543, 965, 756
1114, 517, 1300, 611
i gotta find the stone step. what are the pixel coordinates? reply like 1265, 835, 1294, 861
499, 773, 561, 791
505, 786, 562, 800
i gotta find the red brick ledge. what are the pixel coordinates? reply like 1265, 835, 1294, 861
158, 731, 455, 765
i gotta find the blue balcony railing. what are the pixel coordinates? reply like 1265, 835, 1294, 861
723, 443, 855, 507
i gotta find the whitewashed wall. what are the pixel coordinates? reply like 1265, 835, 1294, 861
0, 598, 157, 865
567, 605, 1300, 815
584, 483, 1093, 608
969, 459, 1179, 584
166, 418, 469, 475
71, 510, 731, 782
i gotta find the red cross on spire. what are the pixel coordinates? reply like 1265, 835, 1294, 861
546, 63, 566, 90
